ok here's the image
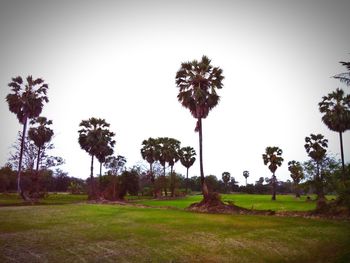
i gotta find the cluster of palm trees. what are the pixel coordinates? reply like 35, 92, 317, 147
78, 117, 116, 199
141, 137, 196, 196
261, 60, 350, 207
6, 76, 53, 199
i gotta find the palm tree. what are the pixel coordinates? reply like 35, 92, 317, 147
262, 147, 284, 200
221, 172, 231, 193
6, 76, 49, 197
179, 146, 196, 194
287, 160, 304, 198
319, 88, 350, 179
28, 117, 54, 172
243, 170, 249, 186
304, 134, 328, 207
95, 129, 116, 181
333, 61, 350, 86
155, 137, 181, 197
176, 55, 224, 200
78, 117, 113, 200
141, 137, 158, 195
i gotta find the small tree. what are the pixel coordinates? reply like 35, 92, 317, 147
243, 170, 249, 186
262, 146, 284, 200
304, 133, 328, 208
221, 172, 231, 193
287, 160, 304, 198
179, 146, 196, 194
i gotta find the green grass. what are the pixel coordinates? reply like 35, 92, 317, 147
132, 194, 335, 211
0, 193, 87, 206
0, 203, 349, 262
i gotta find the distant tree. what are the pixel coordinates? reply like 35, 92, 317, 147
229, 177, 239, 192
243, 170, 249, 186
6, 76, 49, 198
179, 146, 196, 194
28, 117, 54, 172
176, 55, 224, 202
304, 133, 328, 208
262, 146, 284, 200
78, 117, 113, 200
288, 160, 304, 198
155, 137, 180, 197
221, 172, 231, 193
319, 88, 350, 178
95, 128, 115, 181
333, 61, 350, 86
141, 137, 158, 192
104, 155, 127, 200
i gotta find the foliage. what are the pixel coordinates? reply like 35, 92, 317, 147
333, 60, 350, 86
288, 160, 304, 197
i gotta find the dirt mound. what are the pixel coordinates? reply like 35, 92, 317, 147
187, 193, 275, 216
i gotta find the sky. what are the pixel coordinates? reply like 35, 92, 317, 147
0, 0, 349, 185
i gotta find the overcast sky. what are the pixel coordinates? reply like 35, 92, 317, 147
0, 0, 349, 185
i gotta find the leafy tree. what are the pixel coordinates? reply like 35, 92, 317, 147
333, 61, 350, 86
6, 76, 49, 197
319, 88, 350, 178
103, 155, 127, 200
304, 133, 328, 208
243, 170, 249, 186
179, 146, 196, 194
78, 117, 113, 199
288, 160, 304, 198
28, 117, 54, 172
262, 146, 284, 200
176, 55, 224, 201
221, 172, 231, 193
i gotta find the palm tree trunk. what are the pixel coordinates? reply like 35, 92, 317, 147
339, 131, 345, 180
170, 166, 174, 197
34, 146, 41, 195
271, 173, 276, 201
198, 117, 209, 198
186, 167, 189, 195
17, 117, 28, 199
163, 165, 167, 197
90, 155, 96, 199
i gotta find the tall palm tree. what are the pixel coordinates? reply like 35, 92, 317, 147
221, 172, 231, 193
319, 88, 350, 178
304, 134, 328, 207
28, 117, 54, 172
176, 55, 224, 200
333, 61, 350, 86
243, 170, 249, 186
78, 117, 113, 200
287, 160, 304, 198
179, 146, 196, 194
262, 147, 284, 200
6, 76, 49, 197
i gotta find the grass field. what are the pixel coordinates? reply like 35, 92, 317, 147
132, 194, 334, 211
1, 203, 350, 262
1, 193, 349, 262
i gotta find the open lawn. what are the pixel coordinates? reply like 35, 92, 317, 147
0, 203, 350, 262
1, 193, 348, 262
0, 194, 350, 262
132, 194, 335, 211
